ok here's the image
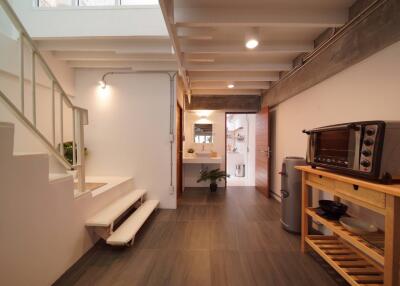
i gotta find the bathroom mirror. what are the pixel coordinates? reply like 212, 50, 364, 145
194, 123, 213, 143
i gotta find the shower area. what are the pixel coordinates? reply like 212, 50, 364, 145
226, 113, 256, 186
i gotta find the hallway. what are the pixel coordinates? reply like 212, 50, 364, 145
55, 187, 347, 286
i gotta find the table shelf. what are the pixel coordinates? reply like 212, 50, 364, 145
306, 235, 384, 286
306, 208, 384, 265
297, 166, 400, 286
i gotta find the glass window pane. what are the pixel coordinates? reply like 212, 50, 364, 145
38, 0, 73, 7
79, 0, 115, 6
121, 0, 159, 5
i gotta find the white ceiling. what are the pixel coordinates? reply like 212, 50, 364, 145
160, 0, 356, 96
34, 37, 178, 71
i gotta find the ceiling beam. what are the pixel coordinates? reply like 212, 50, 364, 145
177, 29, 214, 41
159, 0, 190, 92
36, 39, 173, 54
187, 63, 292, 72
174, 7, 347, 28
67, 60, 178, 70
53, 51, 176, 62
191, 81, 270, 90
191, 89, 262, 96
189, 71, 280, 82
181, 43, 314, 54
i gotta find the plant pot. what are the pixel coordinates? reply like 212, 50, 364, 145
210, 182, 218, 192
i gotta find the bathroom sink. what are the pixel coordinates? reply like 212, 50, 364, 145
195, 151, 211, 157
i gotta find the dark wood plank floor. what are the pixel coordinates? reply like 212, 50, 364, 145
54, 187, 348, 286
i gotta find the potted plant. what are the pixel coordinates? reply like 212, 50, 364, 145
197, 168, 229, 192
58, 141, 88, 179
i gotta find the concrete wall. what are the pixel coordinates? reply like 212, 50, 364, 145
8, 0, 168, 38
73, 70, 177, 209
271, 40, 400, 228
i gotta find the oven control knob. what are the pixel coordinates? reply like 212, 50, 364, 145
366, 128, 375, 136
362, 149, 372, 157
364, 138, 374, 146
361, 160, 371, 167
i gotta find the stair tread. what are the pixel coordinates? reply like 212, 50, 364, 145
107, 200, 159, 246
86, 189, 147, 227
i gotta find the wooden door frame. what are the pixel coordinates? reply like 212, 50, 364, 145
225, 112, 256, 188
255, 106, 270, 198
176, 102, 184, 199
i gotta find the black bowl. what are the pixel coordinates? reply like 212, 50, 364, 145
319, 200, 348, 219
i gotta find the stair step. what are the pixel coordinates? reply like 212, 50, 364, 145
106, 200, 159, 246
86, 189, 146, 227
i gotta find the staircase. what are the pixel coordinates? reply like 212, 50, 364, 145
0, 1, 159, 249
0, 122, 156, 285
0, 0, 88, 191
86, 189, 159, 246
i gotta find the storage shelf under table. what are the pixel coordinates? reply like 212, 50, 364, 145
306, 235, 384, 286
306, 208, 385, 265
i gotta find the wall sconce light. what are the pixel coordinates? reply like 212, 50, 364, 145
98, 80, 106, 89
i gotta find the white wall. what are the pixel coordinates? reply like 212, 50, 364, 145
73, 70, 176, 208
8, 0, 168, 38
271, 40, 400, 228
183, 111, 227, 188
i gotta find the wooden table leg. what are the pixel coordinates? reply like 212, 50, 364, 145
384, 195, 400, 286
301, 171, 309, 253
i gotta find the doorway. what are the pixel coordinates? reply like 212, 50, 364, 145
225, 113, 256, 187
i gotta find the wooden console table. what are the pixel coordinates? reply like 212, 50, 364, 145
296, 166, 400, 286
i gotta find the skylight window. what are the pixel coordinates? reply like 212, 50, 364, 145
121, 0, 159, 4
37, 0, 159, 7
79, 0, 115, 6
38, 0, 73, 7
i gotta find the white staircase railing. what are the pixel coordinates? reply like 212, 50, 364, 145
0, 0, 87, 192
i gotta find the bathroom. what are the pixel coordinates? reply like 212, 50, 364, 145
226, 113, 256, 187
182, 110, 255, 191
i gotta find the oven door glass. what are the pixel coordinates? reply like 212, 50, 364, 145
315, 128, 357, 168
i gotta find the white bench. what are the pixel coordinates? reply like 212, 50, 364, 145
107, 199, 159, 246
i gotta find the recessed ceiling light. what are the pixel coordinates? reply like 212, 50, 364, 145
227, 83, 235, 89
245, 39, 259, 49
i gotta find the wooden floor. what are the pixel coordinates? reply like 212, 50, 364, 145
54, 187, 348, 286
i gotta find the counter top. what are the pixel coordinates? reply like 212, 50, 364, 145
183, 156, 222, 164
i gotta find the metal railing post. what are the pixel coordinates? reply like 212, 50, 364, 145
60, 93, 64, 155
52, 81, 56, 146
32, 51, 36, 126
76, 109, 86, 192
19, 33, 24, 114
72, 108, 77, 166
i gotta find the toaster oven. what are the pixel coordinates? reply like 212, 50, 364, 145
304, 121, 400, 183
